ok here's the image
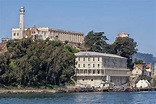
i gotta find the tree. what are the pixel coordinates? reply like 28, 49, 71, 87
113, 37, 137, 69
0, 38, 78, 87
84, 31, 108, 52
134, 58, 144, 64
103, 44, 116, 54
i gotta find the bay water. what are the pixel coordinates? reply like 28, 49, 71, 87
0, 91, 156, 104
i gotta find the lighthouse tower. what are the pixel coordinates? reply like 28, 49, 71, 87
19, 6, 25, 39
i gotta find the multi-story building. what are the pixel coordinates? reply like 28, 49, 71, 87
132, 63, 152, 76
75, 51, 130, 88
12, 7, 84, 43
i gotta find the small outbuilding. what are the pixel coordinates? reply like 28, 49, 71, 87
136, 80, 150, 88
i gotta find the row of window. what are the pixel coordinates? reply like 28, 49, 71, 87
76, 69, 104, 74
32, 31, 36, 34
78, 63, 100, 68
78, 63, 126, 69
52, 31, 82, 36
78, 57, 100, 61
13, 33, 19, 36
82, 79, 94, 81
34, 35, 42, 39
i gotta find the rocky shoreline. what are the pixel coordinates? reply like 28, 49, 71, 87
0, 87, 101, 94
1, 87, 156, 94
0, 89, 59, 94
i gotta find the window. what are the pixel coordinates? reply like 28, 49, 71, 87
82, 79, 84, 81
91, 79, 93, 81
93, 57, 95, 61
83, 64, 85, 67
76, 69, 79, 74
88, 64, 90, 67
78, 64, 80, 67
80, 69, 83, 74
97, 70, 100, 74
93, 64, 95, 67
88, 57, 90, 61
83, 57, 85, 61
98, 64, 100, 67
78, 57, 80, 61
93, 70, 95, 74
98, 57, 100, 61
14, 33, 16, 36
17, 33, 19, 36
84, 70, 87, 74
88, 70, 91, 74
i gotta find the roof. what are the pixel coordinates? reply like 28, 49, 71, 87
12, 27, 84, 35
75, 51, 127, 59
134, 64, 143, 70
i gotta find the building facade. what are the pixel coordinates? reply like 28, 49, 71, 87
75, 51, 130, 88
1, 38, 10, 43
132, 64, 152, 77
136, 80, 150, 88
132, 67, 142, 76
12, 7, 84, 43
117, 32, 129, 38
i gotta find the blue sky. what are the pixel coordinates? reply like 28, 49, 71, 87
0, 0, 156, 56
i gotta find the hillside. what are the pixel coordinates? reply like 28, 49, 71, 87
133, 52, 156, 64
0, 38, 78, 88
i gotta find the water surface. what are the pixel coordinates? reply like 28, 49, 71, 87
0, 91, 156, 104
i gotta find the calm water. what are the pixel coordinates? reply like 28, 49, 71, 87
0, 91, 156, 104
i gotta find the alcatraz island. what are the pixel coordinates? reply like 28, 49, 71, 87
0, 6, 156, 94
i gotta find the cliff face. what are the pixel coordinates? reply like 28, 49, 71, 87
0, 42, 7, 54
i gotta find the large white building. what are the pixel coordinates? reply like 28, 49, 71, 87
75, 51, 130, 88
12, 7, 84, 43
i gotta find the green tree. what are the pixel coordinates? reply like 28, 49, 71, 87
0, 38, 78, 88
113, 37, 137, 69
134, 58, 144, 64
84, 31, 108, 52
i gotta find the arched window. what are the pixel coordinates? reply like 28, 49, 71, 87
93, 70, 95, 74
97, 70, 100, 74
98, 64, 100, 67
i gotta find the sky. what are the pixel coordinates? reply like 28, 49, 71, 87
0, 0, 156, 56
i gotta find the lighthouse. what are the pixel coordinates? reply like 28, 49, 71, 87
19, 6, 25, 39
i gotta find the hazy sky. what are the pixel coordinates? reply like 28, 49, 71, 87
0, 0, 156, 56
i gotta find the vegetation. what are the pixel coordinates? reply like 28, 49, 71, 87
0, 31, 138, 88
134, 58, 144, 64
137, 75, 152, 82
0, 38, 78, 88
152, 79, 156, 87
85, 31, 137, 69
84, 31, 108, 52
112, 37, 137, 69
